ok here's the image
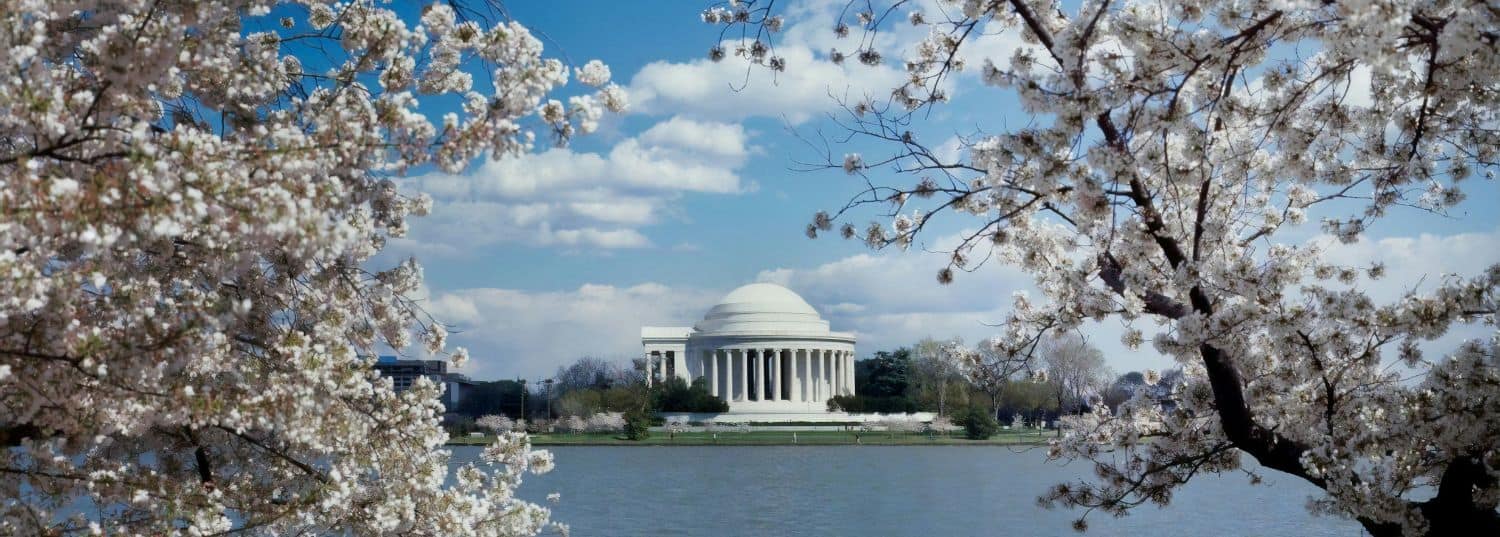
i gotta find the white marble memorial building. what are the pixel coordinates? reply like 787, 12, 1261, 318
641, 283, 856, 415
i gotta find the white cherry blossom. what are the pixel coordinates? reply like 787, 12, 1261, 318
709, 0, 1500, 535
0, 1, 622, 534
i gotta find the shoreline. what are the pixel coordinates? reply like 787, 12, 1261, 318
447, 430, 1054, 447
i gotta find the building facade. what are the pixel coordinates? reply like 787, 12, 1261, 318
641, 283, 856, 415
371, 357, 473, 410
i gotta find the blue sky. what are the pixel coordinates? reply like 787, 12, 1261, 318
368, 1, 1500, 381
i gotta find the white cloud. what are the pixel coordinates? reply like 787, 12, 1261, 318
626, 0, 1045, 131
1345, 64, 1373, 107
629, 44, 905, 124
748, 244, 1168, 372
1317, 226, 1500, 360
628, 0, 909, 124
419, 225, 1500, 381
637, 116, 754, 160
425, 283, 723, 380
390, 116, 753, 255
933, 135, 965, 164
1320, 227, 1500, 302
542, 226, 652, 249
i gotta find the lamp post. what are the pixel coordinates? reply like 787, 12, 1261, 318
517, 378, 527, 422
543, 378, 554, 419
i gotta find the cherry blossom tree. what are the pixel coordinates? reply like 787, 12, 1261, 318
1, 1, 623, 534
477, 414, 516, 434
950, 338, 1029, 422
1041, 333, 1109, 418
584, 412, 626, 434
912, 336, 963, 417
560, 415, 588, 434
703, 0, 1499, 534
928, 416, 961, 437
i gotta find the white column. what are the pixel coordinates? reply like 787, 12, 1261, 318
836, 351, 844, 396
752, 349, 760, 401
753, 349, 761, 400
788, 349, 795, 401
832, 351, 841, 396
824, 350, 833, 400
828, 352, 840, 399
839, 351, 848, 395
824, 351, 833, 398
842, 351, 850, 396
791, 349, 802, 402
814, 350, 822, 399
644, 351, 652, 387
839, 352, 848, 395
833, 352, 840, 396
770, 349, 781, 401
810, 351, 822, 402
813, 350, 823, 401
847, 352, 855, 395
759, 350, 770, 401
756, 351, 768, 402
769, 349, 778, 400
810, 350, 819, 400
731, 349, 742, 401
802, 349, 811, 402
708, 350, 718, 397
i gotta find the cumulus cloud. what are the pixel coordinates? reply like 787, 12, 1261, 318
414, 225, 1500, 381
629, 44, 904, 124
751, 245, 1162, 373
1318, 226, 1500, 358
627, 0, 1043, 151
425, 283, 723, 380
388, 116, 753, 256
1320, 227, 1500, 301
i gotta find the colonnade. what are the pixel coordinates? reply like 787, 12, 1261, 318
698, 348, 853, 403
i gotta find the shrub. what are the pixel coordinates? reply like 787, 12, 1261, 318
652, 377, 729, 413
624, 409, 652, 440
826, 394, 918, 413
961, 407, 999, 440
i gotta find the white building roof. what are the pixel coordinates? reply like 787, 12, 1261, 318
693, 283, 837, 336
640, 326, 693, 341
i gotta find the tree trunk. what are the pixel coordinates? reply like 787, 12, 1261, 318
1197, 343, 1500, 537
939, 378, 947, 418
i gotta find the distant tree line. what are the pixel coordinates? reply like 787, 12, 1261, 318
444, 355, 724, 434
829, 336, 1178, 428
445, 341, 1176, 436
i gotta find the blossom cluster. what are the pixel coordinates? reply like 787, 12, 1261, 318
0, 1, 619, 534
715, 0, 1500, 533
554, 412, 627, 434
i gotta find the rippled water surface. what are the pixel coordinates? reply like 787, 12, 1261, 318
452, 445, 1366, 537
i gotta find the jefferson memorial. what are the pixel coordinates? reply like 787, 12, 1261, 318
641, 283, 856, 417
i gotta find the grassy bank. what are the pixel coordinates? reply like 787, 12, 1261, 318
447, 430, 1053, 446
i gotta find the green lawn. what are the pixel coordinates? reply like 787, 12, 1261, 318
448, 429, 1052, 446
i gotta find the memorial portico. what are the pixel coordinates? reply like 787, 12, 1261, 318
641, 283, 856, 414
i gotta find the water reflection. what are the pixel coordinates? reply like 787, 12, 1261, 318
451, 445, 1367, 536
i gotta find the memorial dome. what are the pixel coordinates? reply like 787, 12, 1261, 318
692, 283, 830, 335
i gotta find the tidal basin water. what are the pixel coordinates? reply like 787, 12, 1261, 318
453, 445, 1367, 537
